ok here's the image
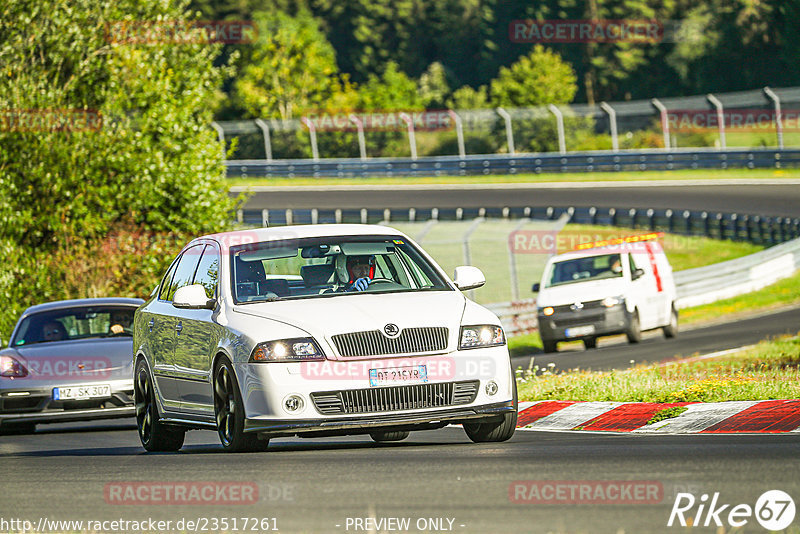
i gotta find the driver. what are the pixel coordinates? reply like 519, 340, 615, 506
108, 310, 133, 335
344, 255, 375, 292
41, 321, 66, 342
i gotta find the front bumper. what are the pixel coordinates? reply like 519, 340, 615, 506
0, 379, 134, 426
538, 304, 629, 342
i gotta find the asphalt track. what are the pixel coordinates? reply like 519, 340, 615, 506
2, 421, 799, 533
236, 181, 800, 218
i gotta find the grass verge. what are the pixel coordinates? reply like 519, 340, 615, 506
229, 168, 800, 187
516, 335, 800, 402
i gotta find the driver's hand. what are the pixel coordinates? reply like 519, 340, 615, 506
351, 277, 370, 292
110, 324, 124, 335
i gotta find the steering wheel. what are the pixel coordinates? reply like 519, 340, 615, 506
368, 277, 394, 284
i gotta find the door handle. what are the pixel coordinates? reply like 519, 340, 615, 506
175, 322, 183, 333
148, 319, 154, 332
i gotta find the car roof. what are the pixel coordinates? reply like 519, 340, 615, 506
552, 241, 664, 262
196, 224, 407, 247
20, 298, 144, 318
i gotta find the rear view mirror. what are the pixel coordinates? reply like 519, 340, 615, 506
632, 268, 645, 280
532, 283, 540, 293
173, 284, 216, 310
453, 266, 485, 291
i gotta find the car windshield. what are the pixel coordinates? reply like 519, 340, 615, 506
545, 253, 623, 288
230, 236, 450, 303
11, 306, 136, 346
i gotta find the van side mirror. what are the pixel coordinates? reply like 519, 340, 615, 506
632, 268, 645, 280
532, 283, 540, 292
173, 284, 216, 310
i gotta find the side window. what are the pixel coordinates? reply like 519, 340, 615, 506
629, 253, 638, 274
164, 245, 204, 302
158, 256, 181, 301
193, 245, 220, 300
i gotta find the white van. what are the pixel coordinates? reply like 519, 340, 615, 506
532, 233, 678, 353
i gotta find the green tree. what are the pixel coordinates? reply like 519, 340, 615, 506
489, 45, 578, 107
358, 61, 423, 111
418, 62, 451, 109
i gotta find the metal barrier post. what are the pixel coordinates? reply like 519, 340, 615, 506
600, 102, 619, 152
301, 117, 319, 161
496, 107, 515, 155
448, 110, 466, 159
707, 94, 726, 150
651, 99, 671, 150
764, 87, 784, 149
548, 104, 567, 154
399, 113, 418, 160
349, 114, 367, 160
254, 119, 273, 161
211, 121, 226, 157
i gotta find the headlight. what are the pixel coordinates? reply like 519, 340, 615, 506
250, 338, 326, 362
459, 325, 505, 350
0, 355, 28, 378
541, 306, 554, 316
602, 296, 624, 308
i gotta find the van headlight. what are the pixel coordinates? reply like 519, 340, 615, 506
602, 296, 624, 308
250, 338, 326, 362
459, 325, 505, 350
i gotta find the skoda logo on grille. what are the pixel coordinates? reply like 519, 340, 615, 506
570, 302, 584, 311
383, 323, 400, 337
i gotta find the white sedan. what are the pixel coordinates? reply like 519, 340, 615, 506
133, 224, 516, 452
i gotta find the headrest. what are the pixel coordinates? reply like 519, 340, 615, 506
301, 264, 335, 287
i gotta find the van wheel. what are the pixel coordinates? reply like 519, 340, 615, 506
541, 338, 558, 353
663, 307, 679, 338
583, 337, 597, 350
626, 310, 642, 344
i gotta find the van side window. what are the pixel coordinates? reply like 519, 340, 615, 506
629, 254, 639, 274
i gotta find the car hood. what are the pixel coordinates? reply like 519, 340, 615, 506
233, 290, 467, 352
537, 278, 629, 307
1, 338, 133, 386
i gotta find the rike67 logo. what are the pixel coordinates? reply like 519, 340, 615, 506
668, 490, 796, 530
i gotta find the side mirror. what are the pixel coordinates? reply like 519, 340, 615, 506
532, 283, 540, 293
173, 284, 216, 310
632, 268, 645, 280
453, 266, 485, 291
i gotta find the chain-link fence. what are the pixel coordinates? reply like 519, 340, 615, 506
215, 86, 800, 161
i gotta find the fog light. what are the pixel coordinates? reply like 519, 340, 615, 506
284, 395, 305, 413
485, 380, 498, 396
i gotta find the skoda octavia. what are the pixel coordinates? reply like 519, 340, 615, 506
133, 225, 516, 452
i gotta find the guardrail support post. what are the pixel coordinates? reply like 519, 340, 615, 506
211, 121, 226, 157
764, 86, 784, 149
706, 94, 726, 150
600, 102, 619, 152
349, 114, 367, 160
683, 210, 691, 235
548, 104, 567, 155
651, 99, 671, 150
301, 117, 319, 161
261, 209, 269, 227
496, 107, 515, 155
399, 113, 418, 160
254, 119, 273, 161
448, 110, 466, 159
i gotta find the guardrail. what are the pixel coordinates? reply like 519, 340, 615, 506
226, 148, 800, 178
488, 236, 800, 337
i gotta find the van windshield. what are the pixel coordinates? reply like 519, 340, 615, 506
546, 253, 623, 288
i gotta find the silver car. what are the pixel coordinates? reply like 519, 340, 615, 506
0, 298, 143, 434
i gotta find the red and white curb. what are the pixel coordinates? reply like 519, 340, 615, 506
516, 400, 800, 434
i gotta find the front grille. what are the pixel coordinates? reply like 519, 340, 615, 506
554, 313, 604, 328
311, 380, 479, 415
553, 299, 605, 313
332, 327, 448, 357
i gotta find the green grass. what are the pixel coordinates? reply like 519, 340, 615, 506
646, 406, 689, 424
516, 335, 800, 402
229, 167, 800, 187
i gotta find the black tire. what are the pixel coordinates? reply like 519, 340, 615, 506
214, 359, 269, 452
626, 310, 642, 344
0, 422, 36, 435
369, 430, 410, 442
583, 337, 597, 350
541, 338, 558, 353
134, 359, 185, 452
464, 378, 518, 443
663, 307, 679, 338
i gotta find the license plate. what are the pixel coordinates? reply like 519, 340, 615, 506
565, 325, 595, 338
53, 384, 111, 401
369, 365, 428, 387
